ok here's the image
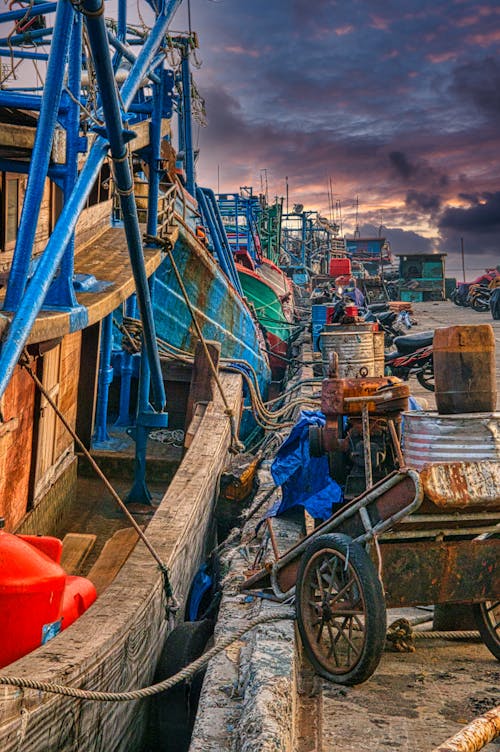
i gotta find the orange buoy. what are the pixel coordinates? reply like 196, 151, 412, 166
0, 524, 96, 668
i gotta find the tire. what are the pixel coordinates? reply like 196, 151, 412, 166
296, 533, 386, 685
470, 297, 489, 312
473, 601, 500, 661
149, 619, 214, 752
416, 362, 435, 392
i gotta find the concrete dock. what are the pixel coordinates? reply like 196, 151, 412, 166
190, 300, 499, 752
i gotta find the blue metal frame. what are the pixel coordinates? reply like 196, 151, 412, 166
0, 0, 183, 403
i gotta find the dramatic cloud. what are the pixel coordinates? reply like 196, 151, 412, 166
171, 0, 500, 269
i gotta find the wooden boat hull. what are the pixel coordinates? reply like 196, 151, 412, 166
255, 258, 295, 325
236, 264, 291, 380
0, 373, 242, 752
153, 223, 271, 415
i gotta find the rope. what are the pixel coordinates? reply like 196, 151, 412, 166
144, 234, 245, 452
386, 617, 480, 653
20, 355, 178, 614
0, 610, 295, 702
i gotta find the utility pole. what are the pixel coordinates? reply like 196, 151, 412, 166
460, 237, 466, 282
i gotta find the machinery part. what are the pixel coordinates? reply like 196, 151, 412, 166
416, 361, 435, 391
295, 533, 386, 685
473, 600, 500, 661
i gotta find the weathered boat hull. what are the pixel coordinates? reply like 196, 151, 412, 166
256, 258, 295, 325
153, 222, 271, 420
236, 264, 291, 380
0, 373, 242, 752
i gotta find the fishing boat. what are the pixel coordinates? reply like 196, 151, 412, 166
0, 1, 270, 749
217, 190, 298, 380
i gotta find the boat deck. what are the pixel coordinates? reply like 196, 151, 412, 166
0, 223, 178, 345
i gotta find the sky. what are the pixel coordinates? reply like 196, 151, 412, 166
170, 0, 500, 276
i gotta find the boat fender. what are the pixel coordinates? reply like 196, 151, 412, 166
149, 619, 214, 752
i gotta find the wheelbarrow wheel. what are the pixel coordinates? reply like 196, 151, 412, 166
296, 533, 386, 685
473, 601, 500, 661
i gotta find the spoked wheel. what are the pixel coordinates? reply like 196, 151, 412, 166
473, 601, 500, 660
416, 362, 435, 391
296, 533, 386, 685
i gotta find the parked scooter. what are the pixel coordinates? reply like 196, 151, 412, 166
385, 330, 435, 391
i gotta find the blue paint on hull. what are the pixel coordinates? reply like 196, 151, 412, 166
152, 230, 271, 436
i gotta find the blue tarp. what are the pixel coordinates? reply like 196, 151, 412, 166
267, 411, 343, 521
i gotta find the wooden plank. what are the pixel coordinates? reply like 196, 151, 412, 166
60, 533, 97, 575
86, 528, 140, 595
186, 339, 221, 428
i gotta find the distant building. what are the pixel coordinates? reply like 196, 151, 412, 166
397, 253, 447, 301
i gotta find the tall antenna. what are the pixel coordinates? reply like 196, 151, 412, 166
285, 175, 289, 216
354, 195, 360, 238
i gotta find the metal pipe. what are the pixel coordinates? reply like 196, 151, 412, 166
179, 41, 195, 195
0, 48, 48, 60
82, 0, 166, 412
146, 76, 162, 239
4, 0, 75, 310
268, 469, 422, 597
44, 12, 82, 308
0, 27, 53, 46
107, 31, 161, 84
0, 91, 68, 112
93, 314, 114, 444
0, 2, 56, 23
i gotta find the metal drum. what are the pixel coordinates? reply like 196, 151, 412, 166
433, 324, 497, 413
373, 331, 385, 377
402, 411, 500, 469
320, 330, 375, 378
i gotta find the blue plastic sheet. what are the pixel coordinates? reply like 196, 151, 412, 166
268, 411, 343, 521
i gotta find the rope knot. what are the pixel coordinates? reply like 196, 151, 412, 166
386, 618, 416, 653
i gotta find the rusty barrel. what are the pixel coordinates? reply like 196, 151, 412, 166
320, 329, 375, 378
433, 324, 497, 414
402, 411, 500, 469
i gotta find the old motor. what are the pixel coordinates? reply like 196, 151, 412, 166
309, 375, 410, 499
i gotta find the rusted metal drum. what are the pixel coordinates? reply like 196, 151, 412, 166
402, 410, 500, 469
373, 331, 385, 377
320, 330, 375, 378
433, 324, 497, 414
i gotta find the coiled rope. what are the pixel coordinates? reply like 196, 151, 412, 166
0, 610, 295, 703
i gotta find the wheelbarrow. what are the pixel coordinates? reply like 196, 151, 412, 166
242, 461, 500, 685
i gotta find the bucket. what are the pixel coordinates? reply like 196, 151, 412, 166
320, 330, 375, 378
433, 324, 497, 413
402, 411, 500, 469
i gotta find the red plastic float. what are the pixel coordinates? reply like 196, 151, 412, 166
0, 524, 97, 668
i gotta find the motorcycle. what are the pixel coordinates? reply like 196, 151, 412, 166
491, 287, 500, 320
385, 330, 435, 391
450, 283, 470, 307
467, 283, 491, 312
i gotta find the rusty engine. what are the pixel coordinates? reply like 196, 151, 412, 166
309, 376, 410, 499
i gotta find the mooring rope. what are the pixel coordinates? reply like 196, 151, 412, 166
0, 610, 295, 703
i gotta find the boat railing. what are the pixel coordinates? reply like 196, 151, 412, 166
112, 182, 177, 240
157, 184, 177, 239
